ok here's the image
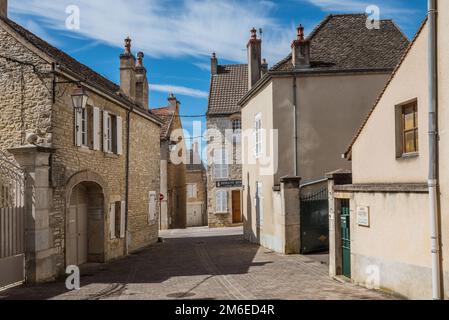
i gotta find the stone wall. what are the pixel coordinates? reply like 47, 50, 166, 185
186, 168, 207, 226
127, 112, 160, 251
0, 21, 161, 278
166, 113, 187, 229
206, 116, 242, 227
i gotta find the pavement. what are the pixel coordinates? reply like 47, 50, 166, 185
0, 227, 395, 300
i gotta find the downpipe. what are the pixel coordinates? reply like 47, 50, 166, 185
427, 0, 443, 300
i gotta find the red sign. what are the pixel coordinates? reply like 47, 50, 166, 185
160, 194, 164, 201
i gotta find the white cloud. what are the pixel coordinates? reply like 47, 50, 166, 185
150, 84, 208, 98
9, 0, 294, 64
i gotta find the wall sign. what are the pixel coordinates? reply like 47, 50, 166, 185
357, 206, 370, 227
216, 180, 242, 188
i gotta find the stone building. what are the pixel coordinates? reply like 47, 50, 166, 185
186, 143, 207, 227
153, 95, 187, 230
206, 48, 255, 227
0, 3, 162, 285
239, 14, 409, 254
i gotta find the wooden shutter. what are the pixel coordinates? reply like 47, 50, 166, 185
103, 111, 109, 152
116, 116, 123, 155
109, 202, 116, 239
120, 201, 126, 238
75, 110, 82, 147
93, 106, 101, 151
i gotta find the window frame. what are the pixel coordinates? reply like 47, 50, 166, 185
187, 184, 198, 199
215, 190, 228, 213
213, 148, 229, 180
395, 99, 419, 158
80, 107, 88, 147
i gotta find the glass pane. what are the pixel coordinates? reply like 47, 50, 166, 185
404, 110, 415, 130
404, 131, 416, 153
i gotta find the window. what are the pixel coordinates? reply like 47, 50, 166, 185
80, 108, 88, 147
254, 113, 262, 158
187, 184, 198, 199
103, 111, 123, 155
110, 201, 126, 239
216, 190, 228, 213
256, 182, 264, 226
402, 103, 418, 154
213, 148, 229, 179
232, 119, 242, 132
396, 101, 418, 157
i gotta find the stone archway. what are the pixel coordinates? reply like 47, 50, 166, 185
65, 171, 109, 266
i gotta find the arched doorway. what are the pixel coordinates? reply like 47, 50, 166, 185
66, 181, 105, 266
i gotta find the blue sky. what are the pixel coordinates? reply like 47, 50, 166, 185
8, 0, 427, 148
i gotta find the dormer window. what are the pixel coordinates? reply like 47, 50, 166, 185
232, 118, 242, 132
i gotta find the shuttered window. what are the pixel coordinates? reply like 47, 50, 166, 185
110, 201, 126, 239
93, 106, 101, 150
256, 182, 264, 226
213, 149, 229, 179
187, 184, 198, 199
254, 113, 262, 158
216, 191, 228, 213
103, 111, 123, 155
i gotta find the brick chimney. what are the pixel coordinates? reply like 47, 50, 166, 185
211, 52, 218, 75
120, 37, 137, 101
261, 58, 268, 76
192, 142, 201, 165
135, 52, 149, 110
168, 93, 180, 114
247, 28, 262, 89
0, 0, 7, 18
291, 24, 310, 69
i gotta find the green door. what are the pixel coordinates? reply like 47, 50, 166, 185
341, 200, 351, 278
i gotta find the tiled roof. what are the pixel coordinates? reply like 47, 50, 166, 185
152, 107, 174, 139
0, 16, 161, 124
344, 18, 428, 158
207, 64, 248, 116
271, 14, 409, 73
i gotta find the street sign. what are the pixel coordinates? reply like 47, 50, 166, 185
216, 180, 242, 188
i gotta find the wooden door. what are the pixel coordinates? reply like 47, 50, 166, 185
187, 204, 203, 227
67, 185, 88, 266
232, 191, 242, 223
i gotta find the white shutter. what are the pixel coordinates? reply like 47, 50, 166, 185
116, 116, 123, 155
120, 201, 126, 238
109, 202, 116, 239
193, 184, 197, 198
149, 191, 156, 223
93, 106, 101, 150
216, 192, 221, 212
103, 111, 109, 152
75, 110, 82, 147
222, 191, 228, 212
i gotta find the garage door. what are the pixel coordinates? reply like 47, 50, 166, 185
187, 204, 203, 227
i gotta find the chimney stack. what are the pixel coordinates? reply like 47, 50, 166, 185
0, 0, 7, 18
168, 93, 180, 114
192, 142, 201, 165
120, 37, 137, 101
135, 51, 149, 110
291, 24, 310, 69
261, 58, 268, 76
247, 28, 262, 89
211, 52, 218, 75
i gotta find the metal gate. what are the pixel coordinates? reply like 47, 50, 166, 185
0, 151, 26, 291
300, 180, 329, 254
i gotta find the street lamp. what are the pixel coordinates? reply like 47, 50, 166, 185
71, 86, 89, 113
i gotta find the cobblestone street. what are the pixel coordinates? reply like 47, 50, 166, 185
0, 227, 395, 300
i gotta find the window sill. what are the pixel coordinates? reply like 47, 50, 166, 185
105, 152, 119, 159
78, 146, 93, 154
398, 152, 419, 160
214, 211, 229, 215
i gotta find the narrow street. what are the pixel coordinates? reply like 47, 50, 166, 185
0, 227, 393, 300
